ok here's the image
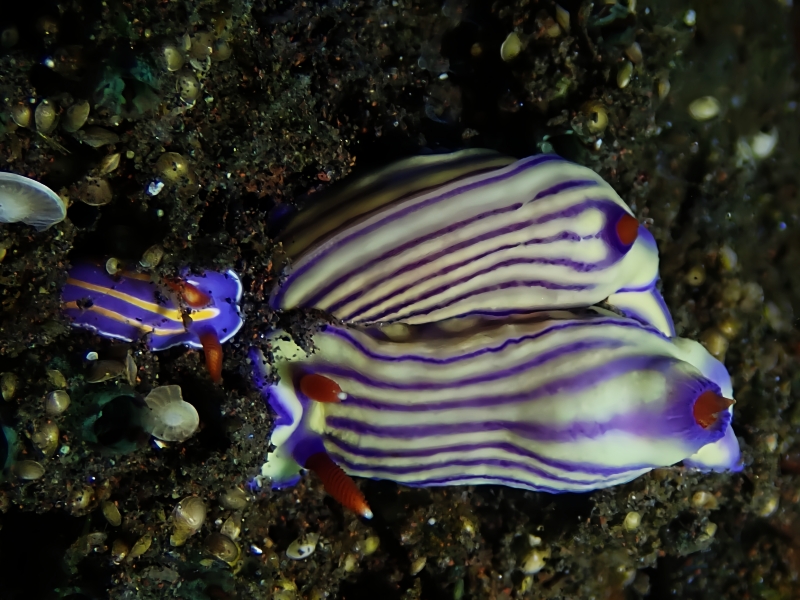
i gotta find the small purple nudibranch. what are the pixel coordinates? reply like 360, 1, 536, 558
62, 261, 243, 381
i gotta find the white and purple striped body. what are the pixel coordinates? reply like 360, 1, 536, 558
271, 152, 675, 336
251, 308, 739, 494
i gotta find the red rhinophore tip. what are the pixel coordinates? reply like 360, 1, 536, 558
198, 330, 223, 383
300, 373, 345, 403
305, 452, 373, 519
615, 214, 640, 246
693, 390, 735, 429
165, 279, 212, 308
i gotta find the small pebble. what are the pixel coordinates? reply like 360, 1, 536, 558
286, 533, 320, 560
692, 490, 718, 510
719, 245, 738, 271
521, 548, 549, 574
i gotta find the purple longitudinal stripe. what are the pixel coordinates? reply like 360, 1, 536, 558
305, 203, 525, 309
533, 178, 599, 199
272, 154, 564, 307
330, 452, 619, 488
326, 398, 715, 445
324, 435, 651, 478
341, 252, 603, 323
322, 316, 656, 365
340, 199, 625, 322
306, 190, 615, 313
327, 230, 589, 318
351, 278, 594, 324
63, 309, 138, 341
64, 282, 180, 326
315, 338, 628, 399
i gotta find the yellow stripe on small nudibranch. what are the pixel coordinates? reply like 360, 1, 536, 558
61, 301, 186, 335
65, 277, 220, 324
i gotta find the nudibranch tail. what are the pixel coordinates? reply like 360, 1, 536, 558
305, 451, 373, 519
252, 309, 740, 500
270, 151, 671, 334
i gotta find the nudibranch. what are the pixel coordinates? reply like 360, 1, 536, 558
271, 150, 675, 336
251, 308, 740, 516
62, 261, 243, 382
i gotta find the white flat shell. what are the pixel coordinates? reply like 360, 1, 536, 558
0, 172, 66, 231
144, 385, 200, 442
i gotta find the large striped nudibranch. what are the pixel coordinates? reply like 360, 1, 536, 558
250, 308, 741, 518
62, 261, 243, 382
271, 150, 675, 336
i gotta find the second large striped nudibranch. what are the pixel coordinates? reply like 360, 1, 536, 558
251, 308, 740, 517
62, 261, 243, 382
271, 150, 675, 336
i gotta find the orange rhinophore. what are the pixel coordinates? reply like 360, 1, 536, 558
300, 373, 345, 403
615, 213, 640, 246
304, 452, 373, 519
693, 390, 735, 429
166, 279, 212, 308
198, 329, 223, 383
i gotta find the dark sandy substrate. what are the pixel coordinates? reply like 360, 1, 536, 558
1, 1, 800, 599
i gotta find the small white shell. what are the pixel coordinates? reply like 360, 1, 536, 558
0, 173, 66, 231
623, 511, 641, 531
286, 532, 320, 560
171, 496, 207, 546
220, 487, 249, 510
15, 460, 45, 480
500, 32, 522, 62
144, 385, 199, 442
688, 96, 721, 121
45, 390, 70, 416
